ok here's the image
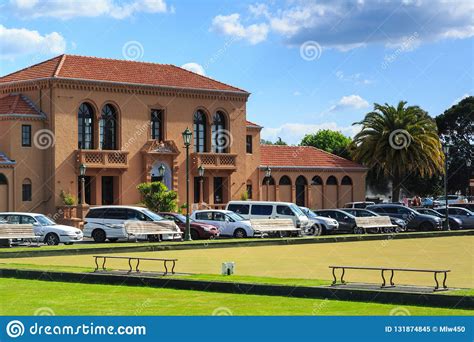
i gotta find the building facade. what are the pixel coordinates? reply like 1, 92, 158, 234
0, 55, 366, 217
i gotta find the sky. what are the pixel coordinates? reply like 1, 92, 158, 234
0, 0, 473, 144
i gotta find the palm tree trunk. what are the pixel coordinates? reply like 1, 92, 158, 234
392, 173, 401, 202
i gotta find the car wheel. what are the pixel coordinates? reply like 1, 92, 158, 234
353, 226, 365, 234
91, 229, 106, 243
147, 234, 161, 242
190, 229, 199, 240
382, 227, 394, 234
233, 228, 247, 238
44, 233, 60, 245
108, 238, 118, 243
310, 224, 322, 236
450, 222, 460, 230
420, 222, 434, 231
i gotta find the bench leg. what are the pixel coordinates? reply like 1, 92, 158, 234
164, 260, 168, 276
331, 268, 346, 285
442, 272, 448, 289
101, 257, 107, 271
128, 258, 133, 274
94, 257, 100, 272
135, 259, 140, 273
389, 270, 395, 286
171, 260, 176, 274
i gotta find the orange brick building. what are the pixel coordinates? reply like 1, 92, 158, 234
0, 55, 366, 216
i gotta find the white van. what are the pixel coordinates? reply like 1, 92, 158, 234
83, 206, 180, 243
226, 201, 310, 229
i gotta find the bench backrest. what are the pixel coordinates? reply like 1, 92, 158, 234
250, 218, 296, 230
124, 220, 180, 235
355, 216, 392, 227
0, 224, 35, 238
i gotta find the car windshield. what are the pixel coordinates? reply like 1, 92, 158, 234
142, 210, 164, 221
304, 209, 318, 219
34, 215, 56, 226
423, 209, 442, 217
227, 212, 245, 221
290, 204, 304, 216
173, 214, 194, 223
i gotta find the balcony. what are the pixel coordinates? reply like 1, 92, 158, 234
191, 152, 237, 171
76, 150, 129, 170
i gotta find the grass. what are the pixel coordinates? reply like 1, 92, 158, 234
0, 278, 471, 316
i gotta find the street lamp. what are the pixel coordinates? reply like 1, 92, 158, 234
157, 163, 166, 182
79, 163, 87, 204
443, 145, 450, 230
182, 127, 193, 241
198, 165, 205, 207
265, 166, 271, 200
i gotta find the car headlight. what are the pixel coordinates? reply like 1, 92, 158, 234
395, 219, 405, 225
203, 226, 212, 232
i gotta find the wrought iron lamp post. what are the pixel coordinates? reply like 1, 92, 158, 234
265, 166, 271, 200
79, 163, 87, 205
182, 128, 193, 241
157, 163, 166, 182
198, 165, 205, 207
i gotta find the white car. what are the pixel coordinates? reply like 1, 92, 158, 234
299, 207, 339, 235
435, 195, 468, 205
0, 212, 83, 245
191, 210, 254, 238
343, 201, 376, 209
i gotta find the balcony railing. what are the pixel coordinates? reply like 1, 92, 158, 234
191, 152, 237, 171
77, 150, 129, 169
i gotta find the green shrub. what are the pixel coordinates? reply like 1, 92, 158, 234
137, 182, 178, 212
60, 190, 76, 205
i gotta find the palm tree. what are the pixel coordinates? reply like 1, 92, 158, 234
351, 101, 444, 202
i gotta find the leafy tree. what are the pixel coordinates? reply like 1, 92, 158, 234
137, 182, 178, 212
300, 129, 352, 159
350, 101, 444, 202
260, 137, 288, 145
435, 96, 474, 195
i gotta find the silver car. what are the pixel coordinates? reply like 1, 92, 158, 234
299, 207, 339, 235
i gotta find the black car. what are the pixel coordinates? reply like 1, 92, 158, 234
435, 207, 474, 229
452, 203, 474, 212
366, 204, 443, 231
313, 209, 357, 233
341, 208, 406, 231
414, 208, 463, 230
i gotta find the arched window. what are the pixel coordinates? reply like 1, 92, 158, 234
279, 176, 292, 185
150, 109, 163, 141
262, 176, 275, 185
312, 176, 323, 185
100, 104, 117, 150
341, 176, 352, 185
295, 176, 307, 206
78, 103, 94, 149
0, 173, 7, 185
193, 110, 207, 152
326, 176, 338, 185
22, 178, 32, 202
211, 111, 227, 153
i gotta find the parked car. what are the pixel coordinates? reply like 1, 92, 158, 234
420, 197, 441, 208
453, 203, 474, 212
191, 210, 254, 238
313, 209, 357, 233
226, 201, 310, 229
0, 212, 83, 245
434, 207, 474, 229
299, 207, 339, 235
366, 204, 443, 231
158, 212, 219, 240
435, 195, 468, 205
343, 201, 375, 209
414, 208, 463, 230
83, 206, 180, 242
341, 208, 406, 231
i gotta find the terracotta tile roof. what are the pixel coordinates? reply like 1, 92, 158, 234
260, 145, 365, 169
0, 152, 15, 166
0, 94, 42, 116
0, 55, 248, 93
246, 120, 261, 128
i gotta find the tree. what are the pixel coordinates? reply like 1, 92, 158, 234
260, 137, 288, 145
300, 129, 352, 159
137, 181, 178, 212
435, 96, 474, 195
350, 101, 444, 202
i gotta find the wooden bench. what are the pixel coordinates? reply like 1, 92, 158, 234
93, 255, 178, 275
329, 265, 451, 291
250, 219, 301, 238
0, 224, 38, 247
354, 216, 399, 234
124, 220, 182, 241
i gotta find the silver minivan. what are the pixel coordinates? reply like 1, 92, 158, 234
226, 201, 310, 229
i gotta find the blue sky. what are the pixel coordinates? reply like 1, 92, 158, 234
1, 0, 473, 144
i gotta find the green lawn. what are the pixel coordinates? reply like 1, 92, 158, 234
0, 278, 471, 316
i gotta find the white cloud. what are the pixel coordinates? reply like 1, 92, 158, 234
8, 0, 169, 19
211, 13, 269, 45
262, 122, 361, 145
0, 25, 66, 59
335, 70, 373, 85
181, 62, 205, 76
328, 95, 369, 112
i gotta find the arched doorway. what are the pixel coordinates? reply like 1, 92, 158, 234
340, 176, 353, 206
325, 176, 338, 208
0, 174, 7, 211
311, 176, 323, 209
295, 176, 307, 207
279, 176, 292, 202
150, 161, 172, 190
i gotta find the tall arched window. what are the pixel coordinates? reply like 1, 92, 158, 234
150, 109, 163, 141
341, 176, 352, 185
78, 103, 94, 149
100, 104, 117, 150
295, 176, 307, 207
22, 178, 32, 202
193, 110, 207, 153
212, 111, 227, 153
